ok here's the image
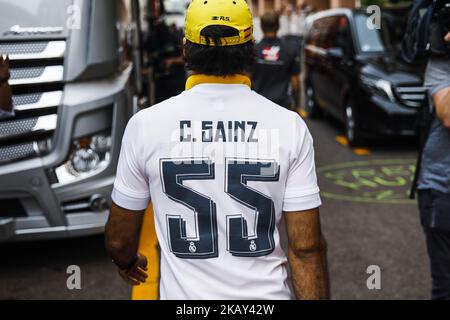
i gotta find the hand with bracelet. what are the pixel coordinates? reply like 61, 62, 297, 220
115, 253, 148, 286
105, 204, 149, 286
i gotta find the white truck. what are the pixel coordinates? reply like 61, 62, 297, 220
0, 0, 151, 241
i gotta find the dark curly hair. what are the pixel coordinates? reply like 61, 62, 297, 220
184, 25, 255, 76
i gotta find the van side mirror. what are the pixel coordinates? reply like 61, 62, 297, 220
327, 47, 344, 58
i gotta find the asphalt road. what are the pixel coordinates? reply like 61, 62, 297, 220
0, 111, 431, 300
308, 114, 430, 300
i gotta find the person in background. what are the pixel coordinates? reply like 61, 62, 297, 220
252, 10, 301, 111
299, 4, 314, 36
284, 3, 301, 36
145, 18, 185, 103
417, 24, 450, 299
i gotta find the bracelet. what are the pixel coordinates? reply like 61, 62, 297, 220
112, 255, 139, 271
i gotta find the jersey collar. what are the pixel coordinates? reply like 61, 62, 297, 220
185, 74, 251, 91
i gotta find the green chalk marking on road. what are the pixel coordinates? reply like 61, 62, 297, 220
317, 159, 417, 205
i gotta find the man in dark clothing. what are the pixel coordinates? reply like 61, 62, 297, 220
252, 11, 300, 110
146, 19, 186, 103
417, 20, 450, 299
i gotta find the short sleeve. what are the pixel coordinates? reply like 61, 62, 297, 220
283, 114, 322, 212
111, 115, 150, 211
424, 58, 450, 97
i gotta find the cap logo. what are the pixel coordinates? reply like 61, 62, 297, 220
212, 16, 230, 21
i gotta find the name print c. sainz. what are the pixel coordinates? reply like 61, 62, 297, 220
180, 120, 259, 143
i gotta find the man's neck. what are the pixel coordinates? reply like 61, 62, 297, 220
185, 74, 252, 90
263, 32, 278, 39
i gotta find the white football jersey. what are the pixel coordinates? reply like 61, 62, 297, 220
112, 81, 321, 300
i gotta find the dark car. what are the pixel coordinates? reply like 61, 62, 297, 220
303, 8, 426, 146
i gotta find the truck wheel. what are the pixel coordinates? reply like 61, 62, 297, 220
345, 102, 365, 147
305, 81, 322, 119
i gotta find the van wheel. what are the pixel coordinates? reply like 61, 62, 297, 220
345, 102, 364, 147
305, 81, 321, 119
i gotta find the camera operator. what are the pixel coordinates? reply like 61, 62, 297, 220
416, 1, 450, 300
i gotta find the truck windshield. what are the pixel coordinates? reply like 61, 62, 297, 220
354, 11, 406, 53
0, 0, 72, 39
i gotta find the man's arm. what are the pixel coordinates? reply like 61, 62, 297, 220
434, 88, 450, 129
105, 203, 148, 285
285, 208, 330, 300
434, 32, 450, 129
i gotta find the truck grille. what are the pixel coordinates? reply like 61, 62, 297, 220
0, 143, 37, 165
12, 93, 42, 106
10, 67, 46, 80
394, 86, 427, 108
0, 42, 48, 55
0, 40, 65, 60
0, 115, 57, 141
0, 40, 65, 165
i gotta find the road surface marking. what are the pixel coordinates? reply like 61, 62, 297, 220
335, 136, 371, 155
336, 136, 349, 146
317, 159, 416, 204
353, 148, 371, 156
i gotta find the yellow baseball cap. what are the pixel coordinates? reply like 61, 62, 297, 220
185, 0, 254, 46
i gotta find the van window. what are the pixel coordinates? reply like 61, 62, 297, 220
332, 16, 353, 54
307, 16, 338, 50
305, 19, 322, 47
354, 12, 405, 53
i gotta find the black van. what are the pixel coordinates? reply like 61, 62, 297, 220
303, 8, 426, 146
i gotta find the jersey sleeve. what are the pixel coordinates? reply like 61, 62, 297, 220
111, 114, 150, 211
283, 114, 322, 212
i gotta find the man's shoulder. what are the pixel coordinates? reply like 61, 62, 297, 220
249, 90, 301, 120
133, 92, 187, 121
133, 89, 302, 125
250, 92, 311, 137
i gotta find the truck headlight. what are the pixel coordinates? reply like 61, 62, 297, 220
361, 75, 395, 102
91, 135, 112, 153
54, 133, 112, 186
71, 148, 100, 174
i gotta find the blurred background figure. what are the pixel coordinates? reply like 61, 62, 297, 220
281, 3, 310, 84
280, 3, 301, 37
145, 18, 185, 103
299, 3, 315, 36
252, 10, 301, 110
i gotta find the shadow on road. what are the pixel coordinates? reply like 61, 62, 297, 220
0, 235, 130, 300
0, 235, 107, 269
